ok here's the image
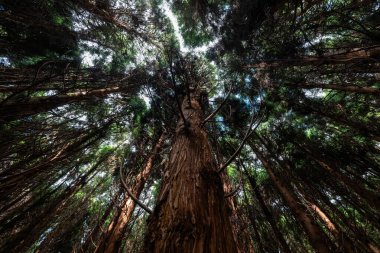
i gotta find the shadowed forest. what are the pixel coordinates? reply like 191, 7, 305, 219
0, 0, 379, 252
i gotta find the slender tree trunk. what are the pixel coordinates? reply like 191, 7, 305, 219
246, 174, 292, 253
284, 82, 380, 95
295, 184, 357, 253
99, 133, 165, 253
221, 171, 255, 253
80, 196, 117, 252
311, 185, 380, 253
307, 202, 355, 253
298, 144, 380, 211
242, 187, 264, 253
249, 142, 333, 253
143, 93, 237, 253
0, 86, 124, 123
247, 46, 380, 68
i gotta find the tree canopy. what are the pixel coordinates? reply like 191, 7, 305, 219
0, 0, 379, 252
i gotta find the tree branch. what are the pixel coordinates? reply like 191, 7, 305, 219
202, 88, 232, 126
224, 186, 240, 198
218, 110, 264, 174
119, 166, 153, 214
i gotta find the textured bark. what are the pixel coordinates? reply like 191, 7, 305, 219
143, 94, 237, 253
250, 143, 333, 253
99, 133, 165, 253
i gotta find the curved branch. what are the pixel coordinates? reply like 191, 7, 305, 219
218, 109, 264, 174
202, 88, 232, 125
119, 166, 153, 214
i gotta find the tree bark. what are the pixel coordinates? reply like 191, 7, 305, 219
143, 93, 237, 253
99, 133, 165, 253
0, 86, 125, 123
221, 171, 255, 253
249, 142, 333, 253
246, 174, 292, 253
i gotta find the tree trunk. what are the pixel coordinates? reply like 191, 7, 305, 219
249, 142, 333, 253
242, 187, 264, 253
99, 133, 165, 253
246, 174, 292, 253
284, 82, 380, 95
0, 86, 124, 123
247, 46, 380, 68
311, 185, 380, 253
298, 144, 380, 211
221, 171, 255, 253
143, 93, 237, 253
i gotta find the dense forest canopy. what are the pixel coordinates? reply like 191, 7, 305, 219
0, 0, 379, 252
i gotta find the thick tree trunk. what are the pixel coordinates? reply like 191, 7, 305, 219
143, 93, 237, 253
249, 143, 333, 253
99, 133, 165, 253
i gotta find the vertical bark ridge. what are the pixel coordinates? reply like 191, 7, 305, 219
143, 94, 237, 253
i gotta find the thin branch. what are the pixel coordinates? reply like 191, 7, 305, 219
224, 186, 240, 198
218, 110, 264, 174
202, 88, 232, 125
119, 166, 153, 214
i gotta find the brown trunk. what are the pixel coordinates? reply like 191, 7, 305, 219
221, 171, 255, 253
249, 143, 332, 253
143, 93, 237, 253
307, 203, 355, 253
296, 184, 356, 253
246, 174, 291, 253
0, 86, 124, 123
242, 187, 264, 253
98, 133, 165, 253
312, 186, 380, 253
247, 46, 380, 69
80, 198, 117, 252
